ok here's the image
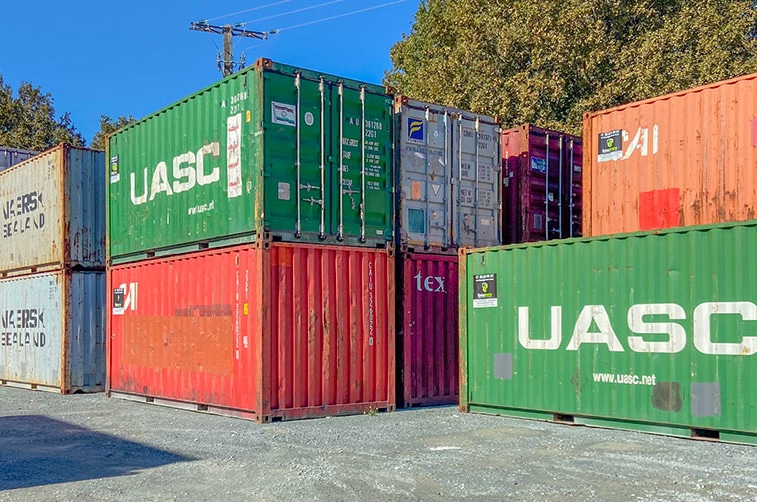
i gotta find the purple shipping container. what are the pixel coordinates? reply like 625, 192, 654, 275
397, 252, 458, 407
501, 125, 582, 243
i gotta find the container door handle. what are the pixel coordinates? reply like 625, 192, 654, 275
569, 138, 575, 238
474, 117, 480, 247
360, 86, 367, 243
319, 77, 326, 239
295, 72, 302, 238
338, 82, 345, 241
443, 111, 451, 248
558, 135, 564, 240
423, 107, 431, 249
544, 133, 550, 242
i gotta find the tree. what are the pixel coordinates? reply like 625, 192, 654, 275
386, 0, 757, 134
90, 115, 136, 151
0, 73, 84, 150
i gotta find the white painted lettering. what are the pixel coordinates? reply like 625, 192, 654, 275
693, 302, 757, 355
627, 303, 686, 353
518, 306, 563, 350
566, 305, 624, 352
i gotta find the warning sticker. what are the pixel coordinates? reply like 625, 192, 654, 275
598, 130, 623, 162
112, 288, 125, 315
110, 155, 120, 183
473, 274, 498, 308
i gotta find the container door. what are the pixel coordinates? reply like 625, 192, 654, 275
263, 70, 329, 241
332, 83, 394, 246
453, 116, 501, 247
0, 273, 64, 389
522, 129, 564, 242
397, 103, 452, 249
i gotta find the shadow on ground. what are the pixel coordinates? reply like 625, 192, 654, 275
0, 415, 191, 491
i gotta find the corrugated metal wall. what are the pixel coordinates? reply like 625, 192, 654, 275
501, 124, 582, 244
395, 97, 501, 250
0, 144, 105, 275
398, 252, 458, 407
0, 270, 104, 393
108, 242, 395, 421
461, 221, 757, 437
584, 72, 757, 236
0, 147, 38, 173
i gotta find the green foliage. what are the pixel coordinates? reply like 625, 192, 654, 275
387, 0, 757, 134
0, 73, 85, 150
90, 115, 136, 151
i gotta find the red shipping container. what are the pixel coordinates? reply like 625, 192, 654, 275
107, 242, 395, 422
501, 124, 583, 244
397, 252, 458, 407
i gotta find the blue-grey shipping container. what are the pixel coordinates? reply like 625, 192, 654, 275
0, 270, 105, 393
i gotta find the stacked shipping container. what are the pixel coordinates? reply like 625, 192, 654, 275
501, 124, 582, 244
0, 144, 106, 393
393, 97, 500, 406
107, 59, 396, 421
583, 72, 757, 236
0, 146, 38, 173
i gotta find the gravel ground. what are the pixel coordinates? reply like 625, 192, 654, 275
1, 386, 756, 501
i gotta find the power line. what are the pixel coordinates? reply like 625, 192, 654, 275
240, 0, 347, 25
272, 0, 408, 32
206, 0, 294, 22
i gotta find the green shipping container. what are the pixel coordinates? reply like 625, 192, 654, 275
460, 221, 757, 444
108, 58, 394, 262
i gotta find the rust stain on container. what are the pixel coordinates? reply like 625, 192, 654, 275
584, 73, 757, 236
107, 242, 395, 422
0, 144, 105, 276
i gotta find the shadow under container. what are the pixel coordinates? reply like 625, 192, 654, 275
107, 241, 396, 422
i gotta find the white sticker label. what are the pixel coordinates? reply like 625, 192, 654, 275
305, 112, 314, 126
473, 274, 498, 308
272, 101, 297, 127
227, 114, 242, 199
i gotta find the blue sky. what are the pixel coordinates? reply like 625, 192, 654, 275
0, 0, 421, 145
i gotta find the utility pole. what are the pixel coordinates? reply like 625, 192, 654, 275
189, 21, 268, 77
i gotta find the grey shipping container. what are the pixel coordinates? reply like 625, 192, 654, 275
0, 270, 105, 393
394, 97, 501, 251
0, 144, 105, 276
0, 146, 38, 173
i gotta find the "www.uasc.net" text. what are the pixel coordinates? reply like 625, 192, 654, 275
592, 373, 657, 385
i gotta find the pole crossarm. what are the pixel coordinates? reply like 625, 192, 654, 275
189, 21, 268, 40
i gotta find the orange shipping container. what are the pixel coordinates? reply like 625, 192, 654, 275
583, 73, 757, 236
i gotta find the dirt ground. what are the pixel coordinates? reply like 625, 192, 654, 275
1, 386, 756, 501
